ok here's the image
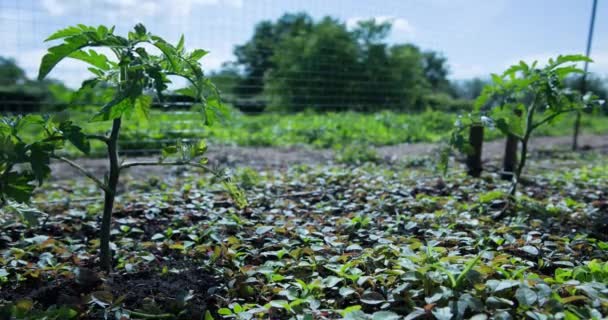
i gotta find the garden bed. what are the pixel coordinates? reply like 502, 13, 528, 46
1, 150, 607, 319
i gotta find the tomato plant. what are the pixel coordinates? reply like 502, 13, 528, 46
447, 54, 604, 197
0, 23, 246, 271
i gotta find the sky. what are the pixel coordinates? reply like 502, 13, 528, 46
1, 0, 607, 88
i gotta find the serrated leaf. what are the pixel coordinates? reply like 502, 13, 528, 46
45, 25, 94, 41
39, 36, 90, 80
69, 49, 112, 71
134, 95, 152, 120
2, 172, 36, 203
190, 49, 208, 61
60, 121, 90, 154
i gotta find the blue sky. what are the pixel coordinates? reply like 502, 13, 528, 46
1, 0, 606, 87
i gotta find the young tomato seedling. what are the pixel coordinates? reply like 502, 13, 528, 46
0, 23, 246, 271
446, 55, 603, 199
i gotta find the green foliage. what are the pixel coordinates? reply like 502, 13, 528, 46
0, 23, 248, 272
233, 13, 450, 112
23, 108, 608, 157
2, 155, 607, 318
0, 114, 90, 205
0, 22, 227, 205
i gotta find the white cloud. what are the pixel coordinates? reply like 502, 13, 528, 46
41, 0, 67, 16
346, 15, 416, 41
346, 16, 415, 39
40, 0, 242, 18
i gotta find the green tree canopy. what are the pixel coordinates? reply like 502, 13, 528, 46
234, 12, 313, 97
231, 12, 471, 112
0, 57, 26, 86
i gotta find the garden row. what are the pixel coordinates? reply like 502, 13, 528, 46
42, 109, 608, 156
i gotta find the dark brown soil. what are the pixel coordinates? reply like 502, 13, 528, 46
107, 261, 220, 319
0, 260, 220, 319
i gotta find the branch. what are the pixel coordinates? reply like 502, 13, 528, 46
532, 108, 578, 130
44, 134, 108, 144
86, 134, 109, 143
51, 155, 109, 193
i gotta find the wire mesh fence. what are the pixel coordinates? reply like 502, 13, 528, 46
1, 0, 607, 158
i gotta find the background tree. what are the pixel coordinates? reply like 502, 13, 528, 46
0, 57, 26, 86
234, 13, 313, 98
265, 17, 358, 111
422, 51, 450, 93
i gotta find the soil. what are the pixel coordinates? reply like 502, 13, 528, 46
0, 259, 219, 319
49, 134, 608, 181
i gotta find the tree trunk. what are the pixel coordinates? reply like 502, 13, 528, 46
466, 125, 484, 177
501, 134, 518, 181
100, 118, 121, 272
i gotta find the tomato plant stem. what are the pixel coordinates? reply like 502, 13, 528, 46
100, 117, 122, 271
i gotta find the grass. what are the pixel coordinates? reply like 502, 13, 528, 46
41, 108, 608, 156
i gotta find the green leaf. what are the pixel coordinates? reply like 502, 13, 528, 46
134, 95, 152, 121
322, 276, 342, 288
360, 291, 385, 305
161, 146, 178, 159
222, 181, 248, 209
255, 226, 273, 235
515, 287, 537, 306
204, 310, 214, 320
38, 36, 90, 80
91, 96, 132, 122
69, 49, 112, 71
553, 54, 592, 66
176, 34, 185, 53
45, 24, 95, 41
59, 121, 90, 154
521, 245, 539, 256
134, 23, 147, 36
2, 172, 36, 203
153, 39, 179, 71
29, 142, 53, 185
190, 49, 209, 61
455, 253, 483, 289
372, 311, 400, 320
340, 305, 362, 317
217, 308, 232, 316
432, 307, 453, 320
339, 286, 356, 298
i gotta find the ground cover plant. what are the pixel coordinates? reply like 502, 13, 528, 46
0, 149, 607, 319
0, 23, 244, 272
